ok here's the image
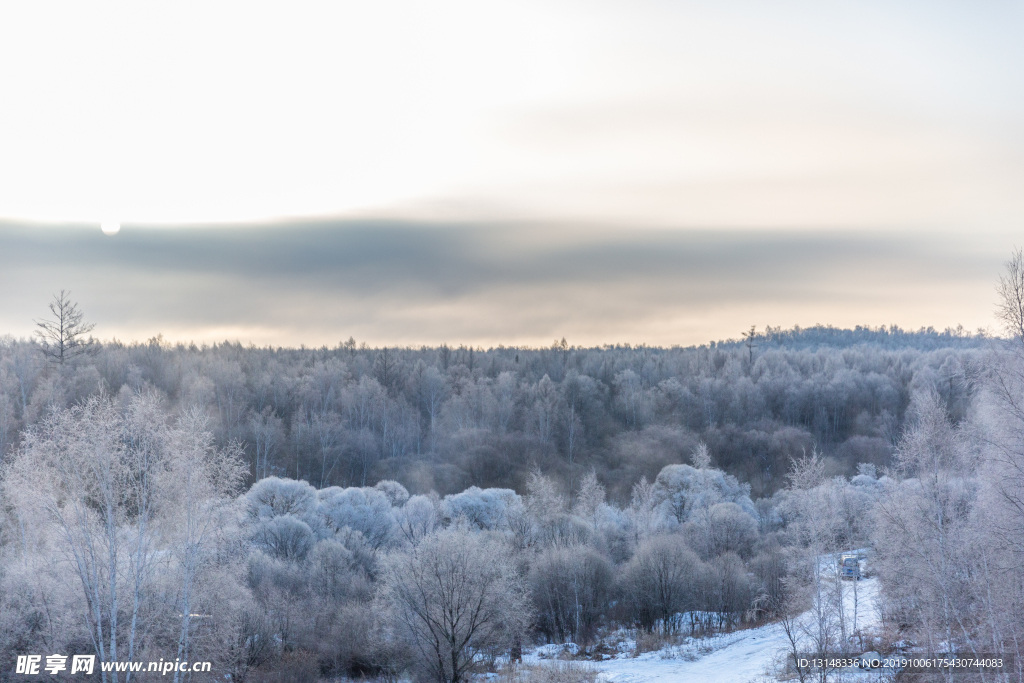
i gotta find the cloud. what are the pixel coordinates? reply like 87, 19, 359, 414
0, 221, 1006, 347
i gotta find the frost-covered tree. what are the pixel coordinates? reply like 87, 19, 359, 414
252, 515, 316, 560
378, 527, 530, 683
34, 290, 96, 364
248, 407, 283, 480
620, 534, 702, 634
874, 391, 978, 655
245, 476, 319, 521
686, 501, 758, 559
2, 394, 244, 682
529, 545, 612, 644
395, 493, 440, 545
652, 463, 756, 525
691, 440, 712, 469
441, 486, 523, 531
997, 248, 1024, 347
5, 396, 145, 681
318, 485, 397, 549
777, 450, 852, 673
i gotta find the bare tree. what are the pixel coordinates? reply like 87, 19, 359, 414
374, 346, 397, 394
619, 534, 700, 634
742, 325, 758, 365
35, 290, 96, 364
378, 527, 530, 683
983, 248, 1024, 682
529, 546, 612, 644
419, 365, 447, 453
997, 247, 1024, 348
249, 407, 283, 480
784, 450, 848, 681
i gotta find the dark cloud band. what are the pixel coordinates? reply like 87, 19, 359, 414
0, 221, 1005, 346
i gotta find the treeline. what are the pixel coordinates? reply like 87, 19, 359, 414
735, 323, 988, 352
0, 325, 985, 502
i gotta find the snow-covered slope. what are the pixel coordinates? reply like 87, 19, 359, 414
594, 575, 880, 683
597, 622, 793, 683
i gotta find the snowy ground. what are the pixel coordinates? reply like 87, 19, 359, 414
526, 560, 882, 683
594, 621, 797, 683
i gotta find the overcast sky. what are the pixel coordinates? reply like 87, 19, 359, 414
1, 2, 1020, 346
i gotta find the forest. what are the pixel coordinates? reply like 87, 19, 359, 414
0, 253, 1022, 682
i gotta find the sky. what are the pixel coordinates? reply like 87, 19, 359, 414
0, 1, 1021, 347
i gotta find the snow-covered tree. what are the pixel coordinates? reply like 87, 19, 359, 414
377, 526, 530, 683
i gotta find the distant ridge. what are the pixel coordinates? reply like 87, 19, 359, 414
711, 323, 993, 352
